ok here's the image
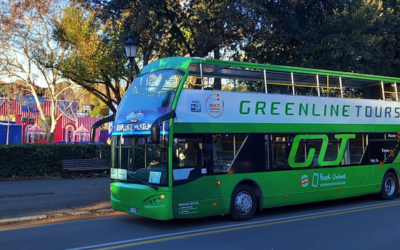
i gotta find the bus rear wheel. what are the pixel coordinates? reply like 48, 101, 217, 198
380, 172, 399, 200
230, 184, 256, 221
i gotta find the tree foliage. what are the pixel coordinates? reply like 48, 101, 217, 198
52, 4, 127, 114
243, 0, 400, 76
81, 0, 262, 89
79, 0, 400, 81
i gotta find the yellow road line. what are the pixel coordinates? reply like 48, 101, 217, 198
94, 202, 400, 250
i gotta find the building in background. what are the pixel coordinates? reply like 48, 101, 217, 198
0, 82, 111, 143
0, 97, 102, 143
77, 103, 94, 117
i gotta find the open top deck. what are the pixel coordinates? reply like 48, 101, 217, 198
141, 57, 400, 101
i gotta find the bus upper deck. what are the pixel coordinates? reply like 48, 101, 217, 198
140, 57, 400, 101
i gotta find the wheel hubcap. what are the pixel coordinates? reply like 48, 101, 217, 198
235, 191, 253, 215
385, 177, 396, 196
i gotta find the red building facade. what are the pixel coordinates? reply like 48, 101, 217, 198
0, 98, 101, 143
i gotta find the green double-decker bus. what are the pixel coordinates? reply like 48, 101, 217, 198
110, 57, 400, 221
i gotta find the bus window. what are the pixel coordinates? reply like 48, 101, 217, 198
172, 137, 206, 183
213, 134, 246, 174
110, 135, 169, 186
147, 74, 162, 92
293, 73, 319, 96
173, 138, 204, 167
294, 136, 340, 168
271, 134, 292, 170
319, 76, 341, 98
313, 140, 339, 164
265, 134, 270, 171
213, 133, 265, 174
184, 76, 202, 89
343, 87, 363, 99
270, 133, 360, 169
369, 133, 399, 164
347, 134, 367, 165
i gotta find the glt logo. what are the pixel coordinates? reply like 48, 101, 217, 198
288, 134, 355, 168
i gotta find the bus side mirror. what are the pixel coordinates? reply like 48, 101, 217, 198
150, 110, 175, 144
151, 125, 160, 143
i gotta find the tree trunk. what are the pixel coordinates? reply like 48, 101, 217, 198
213, 48, 221, 90
47, 132, 55, 144
47, 101, 58, 144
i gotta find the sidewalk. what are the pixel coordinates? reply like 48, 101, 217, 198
0, 177, 113, 224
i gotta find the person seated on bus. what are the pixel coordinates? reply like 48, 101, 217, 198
185, 142, 203, 166
172, 148, 185, 167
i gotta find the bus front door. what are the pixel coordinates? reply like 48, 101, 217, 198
171, 137, 226, 218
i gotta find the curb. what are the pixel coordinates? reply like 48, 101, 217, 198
0, 215, 48, 224
0, 207, 116, 225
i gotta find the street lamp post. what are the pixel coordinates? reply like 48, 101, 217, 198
124, 34, 138, 84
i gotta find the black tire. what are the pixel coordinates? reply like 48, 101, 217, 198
230, 184, 257, 221
379, 172, 399, 200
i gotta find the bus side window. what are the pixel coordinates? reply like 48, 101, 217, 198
368, 133, 398, 164
173, 138, 204, 168
270, 134, 292, 170
265, 134, 269, 171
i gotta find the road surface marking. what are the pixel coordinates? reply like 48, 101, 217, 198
68, 200, 400, 250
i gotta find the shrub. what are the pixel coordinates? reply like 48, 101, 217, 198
0, 143, 111, 178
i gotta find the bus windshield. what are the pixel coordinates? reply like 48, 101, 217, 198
111, 135, 169, 187
114, 69, 184, 127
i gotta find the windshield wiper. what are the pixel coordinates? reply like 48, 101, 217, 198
126, 173, 159, 190
110, 174, 159, 190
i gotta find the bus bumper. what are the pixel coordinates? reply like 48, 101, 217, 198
110, 182, 173, 220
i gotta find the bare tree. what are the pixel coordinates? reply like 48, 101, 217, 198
0, 0, 85, 143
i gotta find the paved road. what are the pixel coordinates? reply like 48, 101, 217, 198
0, 177, 111, 220
1, 194, 399, 250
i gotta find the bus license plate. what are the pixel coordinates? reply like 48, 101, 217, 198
129, 207, 138, 213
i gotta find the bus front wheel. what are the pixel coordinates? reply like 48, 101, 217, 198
230, 184, 256, 221
380, 172, 399, 200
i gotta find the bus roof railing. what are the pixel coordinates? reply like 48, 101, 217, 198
140, 57, 400, 100
188, 62, 400, 87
